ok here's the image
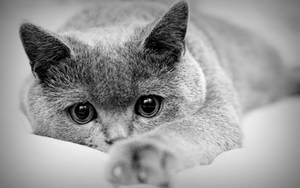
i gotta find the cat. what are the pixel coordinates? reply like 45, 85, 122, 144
19, 0, 300, 187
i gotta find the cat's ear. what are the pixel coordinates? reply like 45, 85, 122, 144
19, 23, 71, 79
143, 1, 189, 60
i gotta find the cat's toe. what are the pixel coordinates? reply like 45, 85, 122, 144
106, 139, 177, 187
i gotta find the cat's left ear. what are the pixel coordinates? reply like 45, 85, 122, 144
142, 1, 189, 60
19, 23, 71, 78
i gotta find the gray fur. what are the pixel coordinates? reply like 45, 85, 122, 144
19, 0, 300, 187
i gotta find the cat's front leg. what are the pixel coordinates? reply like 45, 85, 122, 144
105, 103, 241, 187
106, 137, 178, 188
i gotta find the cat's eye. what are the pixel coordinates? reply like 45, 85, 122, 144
135, 95, 163, 118
68, 102, 96, 124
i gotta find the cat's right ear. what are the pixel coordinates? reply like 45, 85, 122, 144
19, 23, 71, 80
142, 1, 189, 62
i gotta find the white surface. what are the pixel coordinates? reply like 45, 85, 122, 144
2, 99, 300, 188
1, 0, 300, 188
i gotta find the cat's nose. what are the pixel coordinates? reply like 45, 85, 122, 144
105, 137, 124, 145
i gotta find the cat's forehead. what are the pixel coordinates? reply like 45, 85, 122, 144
64, 39, 154, 109
90, 48, 137, 108
57, 32, 177, 110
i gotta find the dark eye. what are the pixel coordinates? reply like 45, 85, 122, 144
135, 95, 163, 118
68, 102, 96, 124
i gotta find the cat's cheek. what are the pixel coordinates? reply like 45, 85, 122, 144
77, 121, 109, 151
76, 120, 96, 138
137, 117, 150, 125
131, 117, 156, 135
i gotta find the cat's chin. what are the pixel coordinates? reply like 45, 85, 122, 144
92, 143, 111, 153
79, 139, 111, 153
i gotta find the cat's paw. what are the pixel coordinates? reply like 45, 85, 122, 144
106, 139, 178, 188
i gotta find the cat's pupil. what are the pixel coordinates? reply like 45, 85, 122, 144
141, 98, 156, 113
68, 102, 96, 124
75, 104, 90, 119
135, 95, 162, 118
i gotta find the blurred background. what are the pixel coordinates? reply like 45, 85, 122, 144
0, 0, 300, 188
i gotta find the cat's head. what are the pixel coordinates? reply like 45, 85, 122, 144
19, 1, 206, 151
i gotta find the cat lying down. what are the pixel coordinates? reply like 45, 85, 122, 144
19, 0, 300, 187
17, 98, 300, 188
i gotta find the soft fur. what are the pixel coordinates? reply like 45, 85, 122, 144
19, 0, 299, 187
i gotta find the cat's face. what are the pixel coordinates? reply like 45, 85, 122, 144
20, 2, 206, 151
